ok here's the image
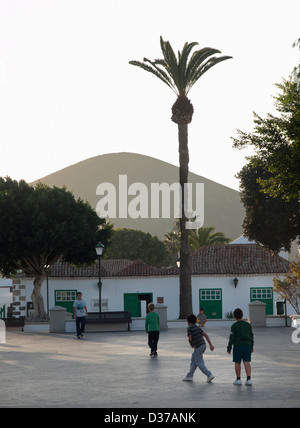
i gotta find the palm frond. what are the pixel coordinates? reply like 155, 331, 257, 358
185, 48, 222, 92
186, 55, 232, 92
143, 57, 177, 92
160, 37, 181, 93
129, 37, 232, 97
185, 48, 220, 80
129, 60, 176, 93
188, 226, 231, 250
177, 42, 199, 94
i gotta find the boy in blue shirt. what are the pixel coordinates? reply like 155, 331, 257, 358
73, 292, 88, 339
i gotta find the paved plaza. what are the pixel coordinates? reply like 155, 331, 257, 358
0, 325, 299, 408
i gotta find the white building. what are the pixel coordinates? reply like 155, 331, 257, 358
0, 277, 13, 318
10, 244, 292, 322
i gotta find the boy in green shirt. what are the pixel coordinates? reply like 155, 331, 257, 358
145, 303, 160, 357
227, 308, 254, 385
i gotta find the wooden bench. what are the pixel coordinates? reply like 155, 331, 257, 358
86, 311, 132, 331
2, 316, 25, 331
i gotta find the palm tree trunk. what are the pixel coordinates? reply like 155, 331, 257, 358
178, 124, 192, 318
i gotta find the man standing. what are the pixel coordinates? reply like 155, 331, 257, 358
73, 292, 88, 339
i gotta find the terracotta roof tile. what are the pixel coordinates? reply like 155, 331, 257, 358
113, 260, 164, 277
46, 244, 289, 278
191, 244, 290, 275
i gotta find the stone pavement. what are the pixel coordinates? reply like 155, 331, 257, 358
0, 325, 299, 408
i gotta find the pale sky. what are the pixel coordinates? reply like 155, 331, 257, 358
0, 0, 299, 191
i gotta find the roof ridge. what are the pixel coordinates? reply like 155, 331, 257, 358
27, 244, 290, 278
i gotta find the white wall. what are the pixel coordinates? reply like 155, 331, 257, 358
0, 287, 12, 309
192, 275, 294, 318
100, 277, 180, 320
24, 276, 180, 320
0, 278, 13, 314
0, 277, 12, 287
23, 273, 294, 320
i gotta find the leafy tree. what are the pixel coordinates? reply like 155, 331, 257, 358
164, 230, 180, 263
0, 177, 112, 320
236, 162, 300, 252
233, 79, 300, 202
163, 219, 181, 264
106, 228, 171, 267
130, 37, 231, 318
273, 260, 300, 314
233, 44, 300, 252
188, 226, 231, 251
164, 222, 230, 259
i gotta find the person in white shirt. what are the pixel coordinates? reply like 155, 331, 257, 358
73, 292, 88, 339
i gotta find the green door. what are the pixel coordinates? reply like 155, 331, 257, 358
199, 289, 222, 319
124, 293, 153, 317
250, 287, 273, 315
55, 289, 77, 318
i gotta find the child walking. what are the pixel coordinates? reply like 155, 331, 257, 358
145, 303, 160, 356
227, 308, 254, 385
183, 314, 215, 383
196, 308, 207, 328
73, 292, 88, 339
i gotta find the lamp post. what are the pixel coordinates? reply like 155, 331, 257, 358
95, 242, 104, 316
44, 264, 50, 319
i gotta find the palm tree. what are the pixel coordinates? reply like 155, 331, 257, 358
188, 226, 231, 251
129, 37, 232, 318
164, 230, 180, 264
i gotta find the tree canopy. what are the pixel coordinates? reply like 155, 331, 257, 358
188, 226, 231, 251
233, 74, 300, 252
129, 36, 231, 98
105, 228, 171, 267
233, 79, 300, 202
0, 177, 112, 319
274, 260, 300, 314
163, 222, 231, 261
236, 162, 299, 252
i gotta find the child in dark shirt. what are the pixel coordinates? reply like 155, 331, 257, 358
182, 314, 215, 383
227, 308, 254, 385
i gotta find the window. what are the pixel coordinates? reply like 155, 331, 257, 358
55, 290, 77, 302
251, 288, 272, 300
200, 289, 221, 301
92, 299, 108, 311
55, 289, 78, 318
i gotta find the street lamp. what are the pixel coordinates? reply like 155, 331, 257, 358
95, 242, 104, 316
44, 264, 50, 319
